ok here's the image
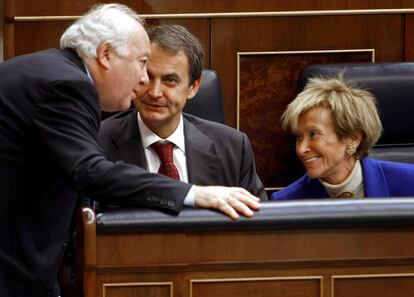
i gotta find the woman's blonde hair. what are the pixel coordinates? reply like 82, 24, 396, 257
282, 76, 382, 158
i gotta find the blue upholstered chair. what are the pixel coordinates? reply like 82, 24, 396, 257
183, 69, 225, 124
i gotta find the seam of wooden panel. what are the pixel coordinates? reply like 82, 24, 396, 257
236, 48, 375, 130
331, 273, 414, 297
190, 276, 323, 297
12, 8, 414, 21
102, 281, 173, 297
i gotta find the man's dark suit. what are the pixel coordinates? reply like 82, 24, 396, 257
0, 49, 191, 297
98, 109, 267, 201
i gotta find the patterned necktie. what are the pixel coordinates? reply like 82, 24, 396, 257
150, 141, 180, 180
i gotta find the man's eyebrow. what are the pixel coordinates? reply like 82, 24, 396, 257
162, 73, 181, 81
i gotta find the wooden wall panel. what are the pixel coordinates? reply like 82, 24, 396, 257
333, 274, 414, 297
12, 19, 211, 67
103, 282, 172, 297
405, 14, 414, 60
13, 21, 71, 56
3, 1, 414, 188
210, 14, 403, 187
211, 15, 403, 127
191, 277, 321, 297
77, 204, 414, 297
10, 0, 414, 15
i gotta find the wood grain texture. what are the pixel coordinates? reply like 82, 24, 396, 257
238, 51, 373, 187
10, 0, 414, 16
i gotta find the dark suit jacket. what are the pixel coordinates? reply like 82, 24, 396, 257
0, 49, 191, 297
271, 157, 414, 200
98, 109, 267, 201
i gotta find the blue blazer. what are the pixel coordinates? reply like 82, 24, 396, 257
271, 157, 414, 200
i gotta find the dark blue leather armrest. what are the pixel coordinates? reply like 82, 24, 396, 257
96, 198, 414, 234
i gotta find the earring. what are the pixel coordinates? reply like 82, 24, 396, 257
346, 144, 357, 156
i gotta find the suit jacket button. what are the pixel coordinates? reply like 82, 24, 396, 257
168, 201, 174, 207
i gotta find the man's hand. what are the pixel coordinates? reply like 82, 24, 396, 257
193, 185, 261, 220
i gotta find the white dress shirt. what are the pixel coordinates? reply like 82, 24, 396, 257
137, 113, 194, 206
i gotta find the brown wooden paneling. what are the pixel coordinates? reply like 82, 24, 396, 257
405, 14, 414, 60
211, 15, 403, 127
77, 206, 414, 297
239, 51, 373, 187
103, 282, 172, 297
96, 228, 414, 266
191, 278, 321, 297
333, 274, 414, 297
13, 21, 71, 56
10, 0, 414, 16
11, 19, 211, 66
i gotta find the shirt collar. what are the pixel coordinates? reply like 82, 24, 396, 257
320, 159, 363, 198
137, 113, 186, 152
82, 62, 94, 84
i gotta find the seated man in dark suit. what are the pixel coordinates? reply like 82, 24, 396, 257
98, 24, 267, 201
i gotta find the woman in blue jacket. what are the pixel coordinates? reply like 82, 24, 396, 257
271, 76, 414, 200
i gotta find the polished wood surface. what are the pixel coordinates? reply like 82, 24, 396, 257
9, 0, 414, 15
3, 0, 414, 187
78, 205, 414, 297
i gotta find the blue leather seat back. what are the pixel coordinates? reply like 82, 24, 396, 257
183, 69, 225, 124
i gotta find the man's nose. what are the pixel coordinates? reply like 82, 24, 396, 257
148, 80, 162, 99
140, 69, 149, 85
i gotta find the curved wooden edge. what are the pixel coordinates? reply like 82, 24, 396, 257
80, 206, 97, 297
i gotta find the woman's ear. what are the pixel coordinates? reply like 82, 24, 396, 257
348, 131, 363, 147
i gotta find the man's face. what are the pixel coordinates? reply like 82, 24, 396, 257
99, 25, 150, 112
134, 43, 200, 137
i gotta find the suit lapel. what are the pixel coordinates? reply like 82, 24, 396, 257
361, 157, 389, 197
183, 118, 222, 185
111, 110, 147, 168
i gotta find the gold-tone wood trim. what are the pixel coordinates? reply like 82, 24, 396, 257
236, 48, 375, 130
265, 187, 284, 191
102, 281, 173, 297
12, 8, 414, 22
331, 273, 414, 297
190, 276, 323, 297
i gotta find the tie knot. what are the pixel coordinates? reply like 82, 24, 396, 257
151, 141, 175, 163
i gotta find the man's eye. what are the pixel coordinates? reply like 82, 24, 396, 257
295, 134, 303, 142
165, 78, 178, 84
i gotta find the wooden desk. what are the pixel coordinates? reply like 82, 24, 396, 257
78, 199, 414, 297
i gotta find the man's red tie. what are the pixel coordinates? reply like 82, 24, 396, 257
151, 141, 180, 180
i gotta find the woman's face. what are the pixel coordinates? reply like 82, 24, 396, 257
294, 106, 358, 184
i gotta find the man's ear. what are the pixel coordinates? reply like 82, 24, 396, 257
187, 77, 202, 100
96, 42, 112, 70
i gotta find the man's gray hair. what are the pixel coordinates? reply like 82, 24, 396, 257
60, 3, 144, 58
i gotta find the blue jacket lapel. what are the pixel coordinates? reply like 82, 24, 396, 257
361, 157, 390, 197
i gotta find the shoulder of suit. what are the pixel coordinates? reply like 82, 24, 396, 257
364, 156, 414, 171
100, 109, 136, 134
183, 113, 243, 135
